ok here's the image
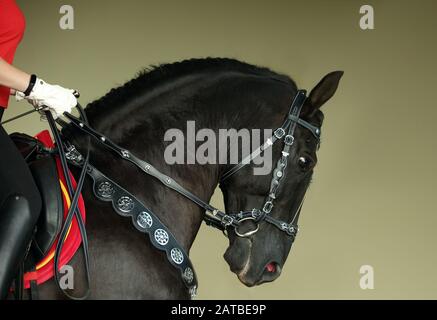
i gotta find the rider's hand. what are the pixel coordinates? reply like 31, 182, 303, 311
16, 76, 77, 119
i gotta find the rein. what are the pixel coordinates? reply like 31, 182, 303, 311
61, 89, 320, 240
43, 106, 92, 300
28, 88, 320, 299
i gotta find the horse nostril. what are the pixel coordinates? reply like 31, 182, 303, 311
263, 262, 281, 280
266, 262, 277, 273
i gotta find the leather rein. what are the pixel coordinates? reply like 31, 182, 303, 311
45, 89, 320, 299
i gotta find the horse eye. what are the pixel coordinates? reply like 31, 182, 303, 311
298, 156, 312, 171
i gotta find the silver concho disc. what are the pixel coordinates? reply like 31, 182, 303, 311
170, 248, 184, 265
154, 228, 169, 246
183, 267, 194, 283
117, 196, 134, 213
137, 211, 153, 229
97, 181, 114, 199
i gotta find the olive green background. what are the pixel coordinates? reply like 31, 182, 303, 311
3, 0, 436, 299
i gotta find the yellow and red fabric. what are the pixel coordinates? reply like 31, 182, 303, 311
23, 130, 86, 288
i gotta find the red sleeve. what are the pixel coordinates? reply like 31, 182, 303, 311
0, 0, 26, 108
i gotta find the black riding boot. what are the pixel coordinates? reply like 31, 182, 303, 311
0, 108, 42, 299
0, 194, 36, 299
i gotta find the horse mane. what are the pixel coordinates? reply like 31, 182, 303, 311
85, 57, 295, 118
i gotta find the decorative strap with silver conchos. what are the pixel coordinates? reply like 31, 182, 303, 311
65, 147, 198, 298
219, 90, 320, 183
261, 90, 307, 218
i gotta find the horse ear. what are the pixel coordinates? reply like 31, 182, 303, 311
308, 71, 344, 109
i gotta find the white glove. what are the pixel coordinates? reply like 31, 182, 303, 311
16, 77, 77, 119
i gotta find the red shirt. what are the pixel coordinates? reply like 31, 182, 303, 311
0, 0, 25, 108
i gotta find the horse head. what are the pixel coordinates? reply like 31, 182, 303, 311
220, 71, 343, 286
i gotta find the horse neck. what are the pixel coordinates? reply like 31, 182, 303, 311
75, 71, 294, 250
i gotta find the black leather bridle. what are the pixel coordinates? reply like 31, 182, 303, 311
49, 89, 320, 299
214, 90, 321, 238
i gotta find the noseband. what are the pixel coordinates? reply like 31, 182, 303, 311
58, 89, 320, 297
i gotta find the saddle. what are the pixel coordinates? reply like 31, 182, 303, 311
10, 130, 85, 288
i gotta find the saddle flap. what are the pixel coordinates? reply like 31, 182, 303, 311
28, 155, 63, 261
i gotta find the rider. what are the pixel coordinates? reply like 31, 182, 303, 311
0, 0, 77, 299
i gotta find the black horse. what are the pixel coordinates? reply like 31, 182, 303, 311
36, 58, 342, 299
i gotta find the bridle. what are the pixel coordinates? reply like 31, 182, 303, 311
213, 90, 321, 238
43, 89, 321, 299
